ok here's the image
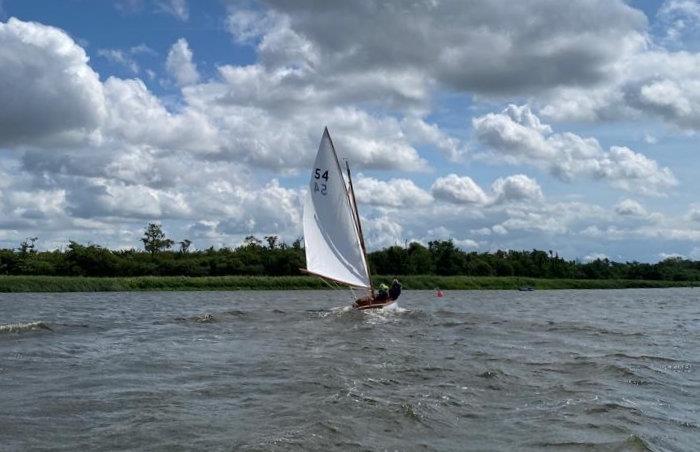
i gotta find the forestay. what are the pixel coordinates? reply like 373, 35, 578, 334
303, 128, 371, 288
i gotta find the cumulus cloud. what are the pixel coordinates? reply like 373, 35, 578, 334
103, 77, 216, 151
166, 38, 199, 86
0, 18, 106, 146
183, 68, 431, 170
65, 180, 191, 220
216, 180, 300, 236
431, 174, 489, 205
473, 105, 677, 195
262, 0, 646, 96
400, 117, 466, 162
542, 48, 700, 130
615, 199, 648, 216
354, 176, 432, 208
491, 174, 543, 203
363, 216, 404, 249
431, 173, 544, 206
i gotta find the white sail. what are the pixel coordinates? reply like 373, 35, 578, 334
303, 128, 371, 288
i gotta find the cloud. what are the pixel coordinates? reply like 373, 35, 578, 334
166, 38, 199, 86
657, 0, 700, 46
688, 204, 700, 222
614, 199, 648, 216
157, 0, 188, 21
541, 49, 700, 130
431, 174, 489, 205
97, 44, 156, 75
98, 49, 140, 74
431, 173, 544, 206
100, 77, 217, 153
400, 117, 466, 162
215, 180, 300, 236
183, 67, 431, 170
491, 174, 543, 203
0, 11, 698, 262
0, 18, 106, 146
262, 0, 646, 96
473, 105, 677, 195
363, 216, 404, 249
354, 176, 432, 208
65, 179, 191, 220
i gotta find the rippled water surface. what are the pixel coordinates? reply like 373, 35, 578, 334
1, 289, 698, 451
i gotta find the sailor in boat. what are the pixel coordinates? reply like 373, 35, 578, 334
353, 278, 402, 308
376, 283, 390, 302
388, 278, 402, 300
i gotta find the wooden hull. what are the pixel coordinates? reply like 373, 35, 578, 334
353, 298, 397, 310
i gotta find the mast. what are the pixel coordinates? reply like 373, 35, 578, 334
345, 159, 373, 297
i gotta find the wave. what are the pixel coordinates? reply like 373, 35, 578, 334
545, 322, 643, 337
0, 321, 53, 334
529, 434, 652, 451
603, 352, 683, 363
174, 313, 216, 323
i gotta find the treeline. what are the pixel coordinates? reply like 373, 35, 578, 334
369, 242, 700, 281
1, 225, 700, 281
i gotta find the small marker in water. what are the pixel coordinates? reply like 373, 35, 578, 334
436, 288, 444, 298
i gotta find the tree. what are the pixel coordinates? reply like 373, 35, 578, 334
429, 240, 464, 275
179, 239, 192, 253
407, 242, 433, 274
265, 235, 279, 250
141, 223, 174, 254
243, 235, 262, 247
19, 237, 38, 254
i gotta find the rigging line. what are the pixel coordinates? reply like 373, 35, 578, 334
310, 273, 357, 303
317, 275, 339, 291
313, 272, 345, 292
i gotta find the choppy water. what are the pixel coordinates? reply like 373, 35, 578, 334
1, 289, 698, 451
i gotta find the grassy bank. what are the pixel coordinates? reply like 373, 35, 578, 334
0, 275, 698, 292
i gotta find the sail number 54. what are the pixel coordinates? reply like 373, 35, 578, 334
313, 168, 328, 195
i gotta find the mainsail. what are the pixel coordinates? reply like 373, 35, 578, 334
303, 128, 371, 289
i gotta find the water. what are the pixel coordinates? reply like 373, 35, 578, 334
1, 289, 698, 451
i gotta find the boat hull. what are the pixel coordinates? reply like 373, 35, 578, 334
353, 298, 397, 310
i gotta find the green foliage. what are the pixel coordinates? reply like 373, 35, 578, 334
141, 223, 174, 254
1, 232, 699, 284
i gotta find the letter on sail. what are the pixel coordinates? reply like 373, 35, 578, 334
303, 129, 371, 288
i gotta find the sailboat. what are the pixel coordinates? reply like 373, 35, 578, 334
302, 128, 397, 310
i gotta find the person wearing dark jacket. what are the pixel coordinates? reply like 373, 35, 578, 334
375, 283, 389, 302
388, 279, 402, 301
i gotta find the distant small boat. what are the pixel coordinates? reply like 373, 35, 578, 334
302, 128, 398, 310
518, 286, 534, 292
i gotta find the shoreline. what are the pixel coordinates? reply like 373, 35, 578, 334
0, 275, 697, 293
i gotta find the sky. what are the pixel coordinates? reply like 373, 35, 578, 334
0, 0, 699, 262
